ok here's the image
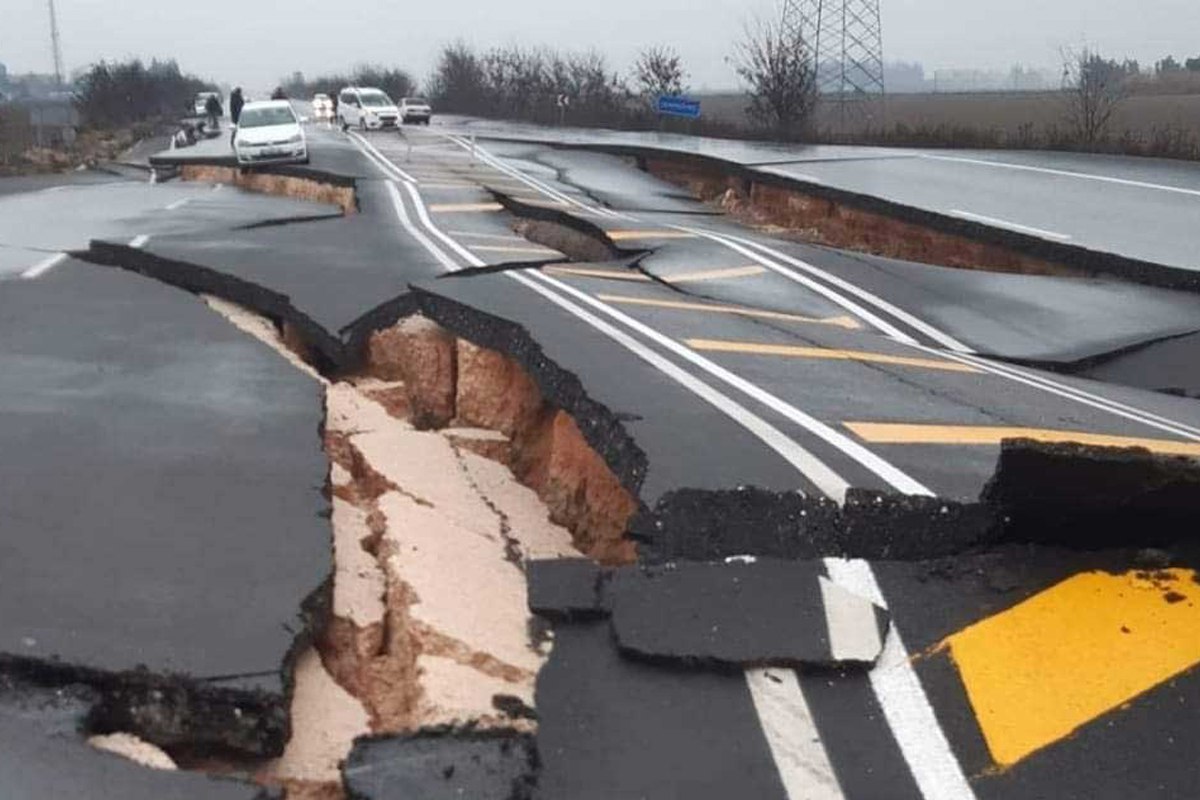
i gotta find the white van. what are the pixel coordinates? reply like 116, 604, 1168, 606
337, 87, 400, 131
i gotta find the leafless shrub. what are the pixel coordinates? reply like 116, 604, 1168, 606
632, 46, 687, 107
732, 12, 817, 138
1061, 47, 1130, 145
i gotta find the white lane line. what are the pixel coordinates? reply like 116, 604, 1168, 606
382, 182, 460, 272
948, 209, 1071, 241
824, 558, 976, 800
700, 228, 975, 354
670, 224, 922, 347
923, 345, 1200, 442
164, 198, 192, 211
129, 234, 151, 249
530, 270, 931, 499
819, 576, 884, 663
922, 153, 1200, 199
368, 139, 976, 800
347, 131, 420, 183
506, 269, 850, 499
445, 134, 631, 220
746, 668, 846, 800
21, 252, 68, 279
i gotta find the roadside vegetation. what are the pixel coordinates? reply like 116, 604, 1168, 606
422, 28, 1200, 161
282, 65, 416, 102
1, 57, 213, 175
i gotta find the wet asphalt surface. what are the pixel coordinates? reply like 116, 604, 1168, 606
3, 115, 1200, 798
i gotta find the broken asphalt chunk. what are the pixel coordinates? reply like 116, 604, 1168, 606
608, 560, 889, 669
342, 730, 538, 800
526, 559, 607, 621
982, 438, 1200, 548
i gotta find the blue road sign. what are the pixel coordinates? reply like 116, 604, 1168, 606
656, 96, 701, 119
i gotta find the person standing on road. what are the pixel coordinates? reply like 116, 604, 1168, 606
204, 94, 223, 133
230, 87, 245, 126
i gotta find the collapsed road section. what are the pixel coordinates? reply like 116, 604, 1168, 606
9, 126, 1200, 800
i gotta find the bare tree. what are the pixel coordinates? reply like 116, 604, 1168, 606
732, 13, 817, 138
633, 46, 687, 105
1062, 47, 1128, 146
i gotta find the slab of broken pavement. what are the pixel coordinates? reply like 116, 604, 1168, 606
2, 119, 1199, 800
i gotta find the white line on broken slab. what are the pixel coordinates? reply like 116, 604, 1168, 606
947, 209, 1071, 241
819, 576, 884, 663
20, 252, 68, 279
824, 558, 976, 800
746, 668, 845, 800
129, 234, 151, 249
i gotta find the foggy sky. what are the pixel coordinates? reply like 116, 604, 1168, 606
3, 0, 1198, 91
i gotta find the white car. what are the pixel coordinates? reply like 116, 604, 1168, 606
338, 87, 400, 131
399, 97, 433, 125
312, 93, 333, 121
233, 101, 308, 166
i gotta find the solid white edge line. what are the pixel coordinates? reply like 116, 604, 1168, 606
746, 668, 846, 800
928, 347, 1200, 441
348, 131, 420, 183
670, 223, 922, 346
921, 153, 1200, 199
445, 133, 628, 219
382, 182, 459, 273
948, 209, 1072, 241
371, 137, 974, 800
824, 558, 977, 800
715, 230, 976, 354
528, 270, 932, 499
20, 252, 68, 279
506, 272, 851, 500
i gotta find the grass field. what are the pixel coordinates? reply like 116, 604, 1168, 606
698, 89, 1200, 157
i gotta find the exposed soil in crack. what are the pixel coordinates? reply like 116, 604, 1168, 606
493, 191, 644, 264
642, 156, 1084, 278
178, 164, 357, 214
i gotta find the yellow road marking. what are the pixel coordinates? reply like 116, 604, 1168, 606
471, 245, 560, 256
600, 296, 860, 328
844, 423, 1200, 457
608, 230, 698, 241
665, 265, 768, 284
428, 202, 503, 213
685, 339, 976, 372
543, 266, 650, 282
941, 569, 1200, 767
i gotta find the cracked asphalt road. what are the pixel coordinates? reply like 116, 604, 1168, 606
3, 112, 1200, 799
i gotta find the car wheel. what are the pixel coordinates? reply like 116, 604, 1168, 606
359, 118, 367, 132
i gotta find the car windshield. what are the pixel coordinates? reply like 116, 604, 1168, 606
404, 97, 429, 105
360, 92, 392, 107
238, 106, 296, 128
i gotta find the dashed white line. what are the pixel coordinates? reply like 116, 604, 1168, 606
948, 209, 1071, 241
164, 198, 192, 211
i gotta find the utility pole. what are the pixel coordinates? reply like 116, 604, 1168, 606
48, 0, 65, 86
783, 0, 886, 133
